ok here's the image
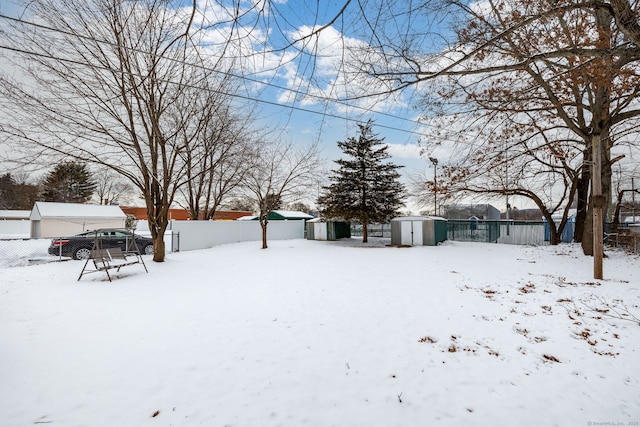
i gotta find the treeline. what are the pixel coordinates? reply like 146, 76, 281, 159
0, 161, 96, 210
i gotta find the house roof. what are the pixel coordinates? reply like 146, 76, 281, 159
30, 202, 126, 220
236, 215, 257, 221
271, 210, 313, 220
237, 210, 313, 221
0, 210, 31, 219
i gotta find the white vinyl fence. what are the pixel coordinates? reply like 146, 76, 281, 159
168, 219, 306, 251
0, 219, 31, 238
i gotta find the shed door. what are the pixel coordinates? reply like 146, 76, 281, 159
400, 221, 422, 245
412, 221, 423, 245
314, 223, 327, 240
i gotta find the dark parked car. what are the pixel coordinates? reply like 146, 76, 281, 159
48, 229, 154, 260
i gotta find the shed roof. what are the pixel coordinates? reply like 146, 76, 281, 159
30, 202, 126, 220
271, 210, 313, 220
392, 216, 428, 221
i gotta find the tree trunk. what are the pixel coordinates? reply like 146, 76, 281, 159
260, 219, 268, 249
153, 237, 165, 262
611, 190, 624, 232
541, 210, 561, 245
362, 220, 368, 243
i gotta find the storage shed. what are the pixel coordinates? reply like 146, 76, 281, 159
29, 202, 127, 238
390, 216, 447, 246
306, 218, 351, 241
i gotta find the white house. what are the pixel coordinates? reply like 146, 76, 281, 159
29, 202, 127, 238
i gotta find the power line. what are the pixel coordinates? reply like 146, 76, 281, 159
0, 12, 431, 138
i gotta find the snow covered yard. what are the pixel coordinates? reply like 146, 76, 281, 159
0, 239, 638, 427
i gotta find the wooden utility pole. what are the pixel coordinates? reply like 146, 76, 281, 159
592, 134, 604, 279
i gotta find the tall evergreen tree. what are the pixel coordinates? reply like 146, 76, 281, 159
317, 120, 405, 242
42, 161, 96, 203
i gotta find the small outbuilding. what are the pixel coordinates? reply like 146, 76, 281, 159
30, 202, 127, 238
240, 210, 314, 221
390, 216, 447, 246
306, 218, 351, 241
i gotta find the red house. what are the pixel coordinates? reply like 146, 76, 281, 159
120, 206, 252, 221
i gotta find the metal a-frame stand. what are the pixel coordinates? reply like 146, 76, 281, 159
78, 229, 148, 282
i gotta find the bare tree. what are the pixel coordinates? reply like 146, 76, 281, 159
340, 0, 640, 278
176, 95, 259, 220
0, 0, 237, 261
243, 141, 322, 249
92, 167, 134, 206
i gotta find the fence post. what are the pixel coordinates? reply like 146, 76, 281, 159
56, 238, 63, 261
172, 231, 180, 252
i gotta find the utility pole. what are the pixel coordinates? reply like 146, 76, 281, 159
592, 134, 604, 280
429, 157, 438, 216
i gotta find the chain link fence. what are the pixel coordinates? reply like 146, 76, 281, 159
605, 228, 640, 254
0, 238, 59, 268
349, 223, 391, 238
0, 232, 180, 268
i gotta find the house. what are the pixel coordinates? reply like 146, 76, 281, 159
442, 204, 501, 220
29, 202, 127, 238
119, 206, 252, 221
240, 210, 313, 221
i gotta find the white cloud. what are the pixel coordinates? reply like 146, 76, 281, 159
385, 143, 423, 159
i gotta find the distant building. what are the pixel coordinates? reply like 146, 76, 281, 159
441, 204, 501, 220
239, 210, 313, 221
119, 206, 252, 221
501, 208, 544, 221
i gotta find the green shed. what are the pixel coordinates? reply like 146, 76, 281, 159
306, 218, 351, 241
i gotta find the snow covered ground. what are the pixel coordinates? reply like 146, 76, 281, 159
1, 238, 638, 427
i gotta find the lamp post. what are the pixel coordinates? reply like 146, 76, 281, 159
429, 157, 438, 216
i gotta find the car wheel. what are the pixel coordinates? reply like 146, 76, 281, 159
73, 247, 92, 260
142, 244, 154, 255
